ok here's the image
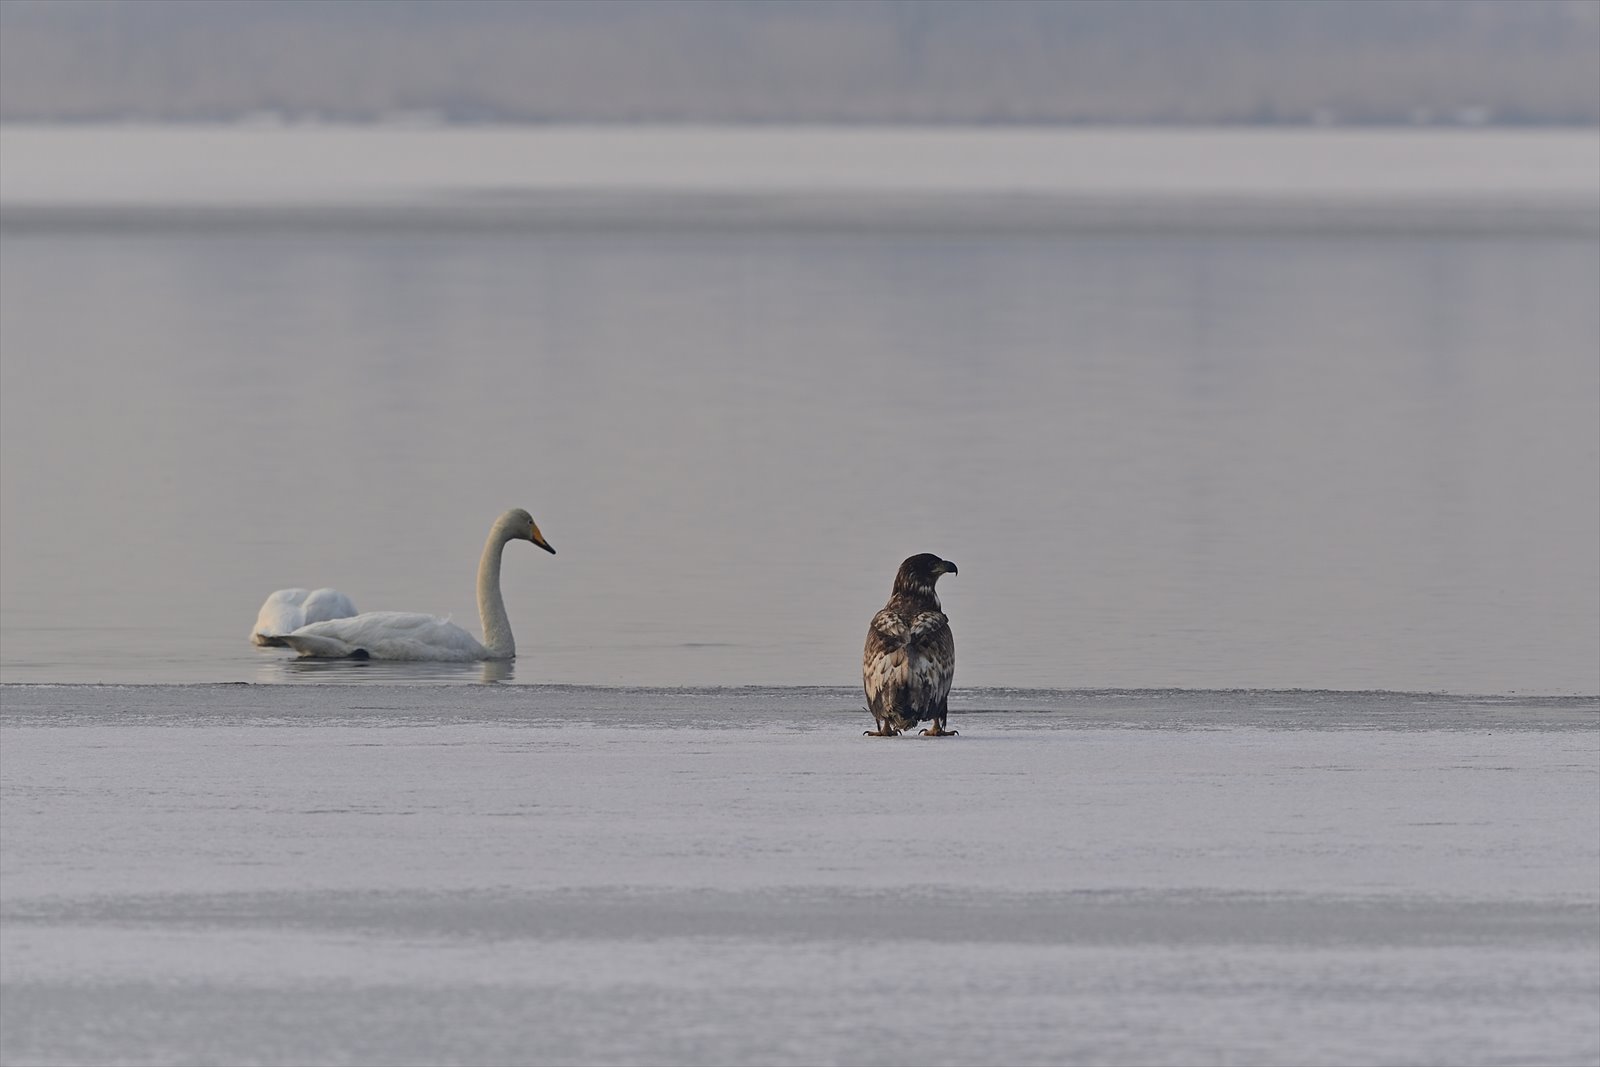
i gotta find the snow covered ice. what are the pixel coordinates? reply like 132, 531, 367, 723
1, 685, 1596, 1066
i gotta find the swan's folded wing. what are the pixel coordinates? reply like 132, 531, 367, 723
285, 611, 487, 661
278, 630, 358, 658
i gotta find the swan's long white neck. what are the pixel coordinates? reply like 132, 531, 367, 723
477, 518, 519, 660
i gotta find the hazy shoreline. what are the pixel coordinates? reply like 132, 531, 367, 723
4, 125, 1596, 201
5, 126, 1594, 236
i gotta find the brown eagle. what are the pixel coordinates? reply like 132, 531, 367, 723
863, 553, 958, 736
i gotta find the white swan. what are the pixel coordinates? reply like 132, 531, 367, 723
276, 508, 554, 662
250, 587, 358, 646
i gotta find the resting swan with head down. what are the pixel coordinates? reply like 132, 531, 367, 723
277, 509, 554, 662
251, 587, 359, 646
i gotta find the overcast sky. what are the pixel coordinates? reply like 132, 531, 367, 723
1, 0, 1597, 125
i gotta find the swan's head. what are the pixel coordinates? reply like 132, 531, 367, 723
504, 508, 555, 554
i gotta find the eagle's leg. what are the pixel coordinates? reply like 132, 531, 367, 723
863, 702, 901, 736
919, 718, 958, 737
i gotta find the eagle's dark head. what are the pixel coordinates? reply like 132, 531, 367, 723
892, 553, 958, 601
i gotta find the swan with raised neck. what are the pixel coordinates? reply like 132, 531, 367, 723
477, 507, 555, 659
273, 508, 554, 662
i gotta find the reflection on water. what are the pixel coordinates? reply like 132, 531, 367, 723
260, 655, 516, 685
1, 142, 1596, 693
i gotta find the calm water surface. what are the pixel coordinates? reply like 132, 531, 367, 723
1, 128, 1596, 690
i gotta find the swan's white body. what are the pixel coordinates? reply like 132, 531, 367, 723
250, 587, 358, 646
276, 610, 491, 661
277, 509, 553, 662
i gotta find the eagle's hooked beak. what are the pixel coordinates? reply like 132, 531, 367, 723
938, 560, 958, 576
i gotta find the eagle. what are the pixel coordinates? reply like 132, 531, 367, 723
862, 553, 958, 736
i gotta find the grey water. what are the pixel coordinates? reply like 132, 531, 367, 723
1, 127, 1598, 692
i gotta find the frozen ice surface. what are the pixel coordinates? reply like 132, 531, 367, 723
2, 685, 1596, 1066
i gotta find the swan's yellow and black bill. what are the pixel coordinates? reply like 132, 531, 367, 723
530, 525, 556, 554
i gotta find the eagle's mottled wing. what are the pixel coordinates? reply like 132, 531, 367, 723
905, 611, 955, 716
863, 609, 911, 716
863, 608, 954, 726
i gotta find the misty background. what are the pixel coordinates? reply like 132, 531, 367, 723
2, 0, 1598, 126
